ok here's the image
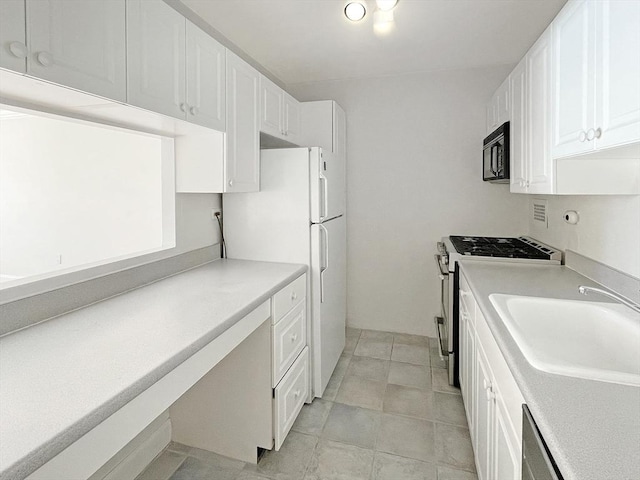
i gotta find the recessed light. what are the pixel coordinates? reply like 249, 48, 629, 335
344, 2, 366, 22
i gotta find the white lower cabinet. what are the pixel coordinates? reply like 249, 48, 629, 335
271, 273, 309, 450
459, 270, 525, 480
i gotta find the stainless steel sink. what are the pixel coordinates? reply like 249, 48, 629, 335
489, 294, 640, 386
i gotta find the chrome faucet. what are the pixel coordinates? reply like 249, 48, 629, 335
578, 285, 640, 314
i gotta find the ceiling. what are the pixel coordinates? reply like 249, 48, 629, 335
180, 0, 567, 87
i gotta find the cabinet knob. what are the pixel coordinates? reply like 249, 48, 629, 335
578, 130, 587, 142
35, 51, 53, 67
291, 291, 297, 301
594, 127, 602, 139
290, 333, 298, 342
586, 128, 596, 141
179, 103, 187, 113
526, 180, 530, 188
8, 42, 28, 59
486, 387, 496, 401
294, 390, 301, 398
228, 179, 234, 187
190, 106, 199, 116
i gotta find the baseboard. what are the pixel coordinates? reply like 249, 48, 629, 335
90, 414, 172, 480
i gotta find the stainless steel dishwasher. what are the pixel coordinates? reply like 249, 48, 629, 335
522, 405, 564, 480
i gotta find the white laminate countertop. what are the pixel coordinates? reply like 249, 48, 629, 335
0, 259, 307, 480
459, 260, 640, 480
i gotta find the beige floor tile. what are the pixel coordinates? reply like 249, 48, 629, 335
344, 335, 358, 354
304, 439, 374, 480
388, 361, 432, 390
322, 403, 381, 448
383, 384, 434, 419
335, 375, 387, 410
345, 355, 390, 382
169, 456, 239, 480
346, 327, 362, 339
244, 431, 317, 480
433, 392, 468, 426
434, 423, 476, 472
391, 344, 431, 366
292, 398, 333, 436
393, 333, 430, 346
360, 329, 394, 341
376, 414, 435, 463
371, 452, 437, 480
354, 337, 393, 360
432, 368, 461, 395
136, 450, 185, 480
437, 465, 479, 480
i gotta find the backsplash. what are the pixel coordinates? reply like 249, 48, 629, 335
528, 195, 640, 278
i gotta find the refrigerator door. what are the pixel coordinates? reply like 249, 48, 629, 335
310, 216, 346, 396
310, 147, 346, 223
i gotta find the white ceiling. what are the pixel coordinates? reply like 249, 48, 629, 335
180, 0, 567, 87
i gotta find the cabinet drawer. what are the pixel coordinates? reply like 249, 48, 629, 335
274, 346, 309, 450
273, 274, 306, 324
272, 300, 306, 386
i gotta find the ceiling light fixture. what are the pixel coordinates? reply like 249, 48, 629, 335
375, 0, 398, 11
344, 2, 366, 22
373, 8, 395, 35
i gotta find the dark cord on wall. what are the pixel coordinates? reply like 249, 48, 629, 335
215, 212, 226, 258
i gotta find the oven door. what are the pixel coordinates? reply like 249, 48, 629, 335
433, 254, 449, 358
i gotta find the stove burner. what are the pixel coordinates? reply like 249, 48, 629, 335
449, 236, 552, 260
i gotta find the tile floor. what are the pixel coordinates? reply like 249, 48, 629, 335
136, 328, 477, 480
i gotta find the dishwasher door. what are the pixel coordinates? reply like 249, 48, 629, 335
522, 405, 563, 480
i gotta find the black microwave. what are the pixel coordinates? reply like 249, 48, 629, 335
483, 121, 510, 183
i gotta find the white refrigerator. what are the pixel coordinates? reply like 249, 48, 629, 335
222, 147, 346, 398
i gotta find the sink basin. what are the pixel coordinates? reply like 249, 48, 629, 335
489, 294, 640, 386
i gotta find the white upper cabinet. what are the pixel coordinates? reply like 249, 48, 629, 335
300, 100, 346, 156
259, 75, 301, 143
486, 78, 510, 134
0, 0, 27, 73
127, 0, 186, 119
226, 50, 260, 193
552, 0, 640, 158
509, 58, 528, 194
0, 0, 126, 101
596, 0, 640, 150
186, 21, 226, 130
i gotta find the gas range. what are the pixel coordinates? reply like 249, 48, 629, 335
433, 235, 561, 386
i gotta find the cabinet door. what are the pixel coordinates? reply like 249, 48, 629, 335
284, 93, 301, 143
186, 21, 225, 131
552, 0, 595, 158
474, 342, 494, 480
334, 102, 347, 161
26, 0, 126, 101
463, 318, 476, 434
509, 58, 528, 193
527, 27, 553, 194
493, 392, 522, 480
127, 0, 186, 119
0, 0, 27, 72
260, 75, 284, 138
596, 0, 640, 150
495, 78, 510, 126
226, 50, 260, 193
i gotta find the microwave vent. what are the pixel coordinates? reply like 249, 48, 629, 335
532, 199, 548, 227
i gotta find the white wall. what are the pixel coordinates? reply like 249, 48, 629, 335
528, 195, 640, 278
290, 66, 529, 336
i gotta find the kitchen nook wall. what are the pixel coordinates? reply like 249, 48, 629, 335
290, 67, 529, 336
529, 195, 640, 278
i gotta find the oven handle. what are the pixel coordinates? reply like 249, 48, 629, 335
434, 316, 448, 358
434, 254, 449, 279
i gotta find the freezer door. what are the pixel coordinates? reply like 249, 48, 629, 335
310, 216, 347, 396
310, 147, 346, 223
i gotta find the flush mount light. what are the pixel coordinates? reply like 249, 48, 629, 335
344, 2, 366, 22
376, 0, 398, 11
373, 8, 395, 35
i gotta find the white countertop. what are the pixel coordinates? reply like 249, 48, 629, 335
0, 259, 306, 480
459, 261, 640, 480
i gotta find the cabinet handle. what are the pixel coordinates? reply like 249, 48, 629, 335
526, 180, 530, 188
486, 387, 496, 401
189, 106, 199, 116
290, 333, 298, 342
35, 51, 53, 67
180, 103, 187, 113
291, 291, 297, 301
578, 130, 587, 142
594, 127, 602, 139
8, 42, 28, 59
586, 128, 596, 141
228, 179, 234, 187
294, 390, 301, 398
483, 378, 491, 390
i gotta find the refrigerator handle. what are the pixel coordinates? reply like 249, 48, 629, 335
319, 224, 329, 303
319, 174, 328, 222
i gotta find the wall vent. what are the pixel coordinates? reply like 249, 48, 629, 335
532, 198, 548, 228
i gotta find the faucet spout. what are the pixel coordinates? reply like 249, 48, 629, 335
578, 285, 640, 314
